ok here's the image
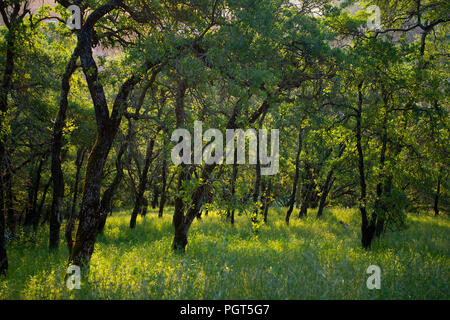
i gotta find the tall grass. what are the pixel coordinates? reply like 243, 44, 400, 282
0, 207, 448, 299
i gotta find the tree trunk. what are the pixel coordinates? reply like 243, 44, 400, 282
172, 94, 241, 252
230, 147, 238, 225
158, 154, 167, 218
130, 138, 155, 228
0, 5, 24, 274
434, 168, 442, 217
295, 186, 301, 209
374, 113, 388, 237
38, 177, 52, 227
4, 167, 15, 235
420, 30, 429, 57
309, 184, 320, 209
204, 188, 213, 217
69, 87, 138, 267
286, 130, 303, 224
226, 148, 239, 223
97, 142, 128, 233
317, 144, 345, 218
49, 48, 80, 249
252, 131, 261, 225
151, 186, 159, 209
299, 177, 314, 219
69, 134, 117, 267
0, 156, 7, 277
23, 170, 35, 228
69, 78, 139, 267
172, 165, 187, 250
141, 197, 148, 217
262, 179, 272, 223
24, 158, 45, 229
172, 166, 213, 251
202, 184, 215, 219
375, 177, 392, 236
317, 170, 334, 218
356, 82, 376, 249
260, 179, 266, 217
299, 200, 308, 218
172, 78, 189, 251
65, 147, 86, 253
68, 5, 145, 267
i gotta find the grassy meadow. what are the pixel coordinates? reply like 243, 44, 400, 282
0, 207, 448, 300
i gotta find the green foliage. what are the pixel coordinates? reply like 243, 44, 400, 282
0, 0, 448, 299
371, 186, 409, 232
1, 207, 448, 299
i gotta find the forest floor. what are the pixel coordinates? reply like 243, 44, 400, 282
0, 207, 448, 299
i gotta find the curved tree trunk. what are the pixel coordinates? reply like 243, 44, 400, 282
65, 147, 86, 253
317, 171, 334, 218
69, 133, 119, 266
69, 90, 138, 267
68, 2, 148, 267
69, 73, 139, 267
172, 95, 241, 252
49, 48, 79, 249
172, 165, 214, 251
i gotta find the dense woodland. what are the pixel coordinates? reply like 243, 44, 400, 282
0, 0, 448, 292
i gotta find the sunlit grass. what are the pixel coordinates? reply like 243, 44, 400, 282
0, 207, 448, 299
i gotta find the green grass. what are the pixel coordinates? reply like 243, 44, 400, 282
0, 207, 448, 299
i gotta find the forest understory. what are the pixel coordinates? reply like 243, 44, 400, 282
1, 207, 448, 300
0, 0, 448, 301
